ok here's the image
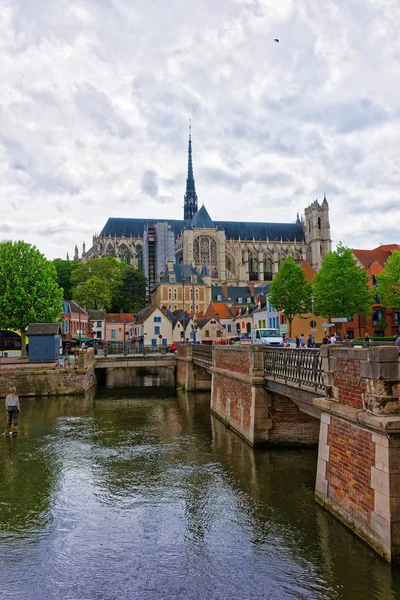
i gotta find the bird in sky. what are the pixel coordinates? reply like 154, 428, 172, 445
274, 38, 279, 43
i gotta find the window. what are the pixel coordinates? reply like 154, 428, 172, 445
152, 338, 157, 346
246, 297, 251, 304
190, 287, 193, 299
174, 305, 177, 310
63, 320, 68, 333
97, 321, 102, 327
238, 297, 242, 304
168, 288, 172, 300
205, 330, 210, 337
174, 289, 178, 300
154, 316, 161, 322
373, 310, 384, 325
154, 326, 160, 335
395, 313, 400, 326
111, 330, 116, 339
119, 328, 122, 332
162, 338, 168, 345
195, 305, 199, 313
242, 321, 245, 329
169, 276, 175, 283
217, 295, 222, 301
96, 331, 101, 339
318, 217, 321, 230
217, 330, 222, 337
195, 288, 199, 300
227, 324, 231, 333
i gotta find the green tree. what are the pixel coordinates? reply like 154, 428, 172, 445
71, 257, 126, 309
117, 268, 147, 313
376, 250, 400, 310
52, 258, 79, 300
313, 244, 373, 334
269, 255, 313, 336
0, 241, 63, 356
73, 276, 112, 310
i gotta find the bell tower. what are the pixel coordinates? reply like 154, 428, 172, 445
304, 194, 331, 269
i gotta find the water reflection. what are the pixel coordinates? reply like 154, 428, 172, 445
0, 389, 399, 599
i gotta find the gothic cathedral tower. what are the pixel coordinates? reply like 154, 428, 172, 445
304, 195, 332, 269
183, 124, 198, 220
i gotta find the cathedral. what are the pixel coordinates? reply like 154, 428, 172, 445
77, 132, 331, 287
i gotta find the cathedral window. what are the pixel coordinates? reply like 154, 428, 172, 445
318, 217, 321, 230
193, 235, 217, 267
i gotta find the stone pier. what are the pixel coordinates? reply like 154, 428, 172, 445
315, 346, 400, 563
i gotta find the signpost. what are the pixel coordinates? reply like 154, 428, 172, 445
331, 317, 348, 323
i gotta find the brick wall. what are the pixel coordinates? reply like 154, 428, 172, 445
333, 358, 366, 409
211, 373, 253, 442
214, 347, 250, 376
326, 417, 375, 523
268, 394, 320, 446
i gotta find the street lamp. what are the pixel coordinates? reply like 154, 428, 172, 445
311, 295, 316, 333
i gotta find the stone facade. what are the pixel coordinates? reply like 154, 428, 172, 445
78, 135, 331, 286
315, 345, 400, 562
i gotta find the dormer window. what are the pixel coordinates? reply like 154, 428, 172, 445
238, 297, 242, 304
217, 295, 222, 301
169, 276, 175, 283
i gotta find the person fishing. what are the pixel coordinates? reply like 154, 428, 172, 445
5, 385, 20, 434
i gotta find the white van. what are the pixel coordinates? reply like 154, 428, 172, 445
251, 328, 284, 347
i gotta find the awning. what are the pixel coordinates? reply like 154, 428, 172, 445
72, 336, 95, 342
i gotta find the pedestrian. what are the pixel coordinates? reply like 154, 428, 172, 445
81, 341, 86, 351
336, 332, 342, 342
5, 385, 20, 434
365, 333, 371, 348
322, 334, 329, 344
295, 336, 300, 348
300, 333, 305, 348
396, 335, 400, 348
330, 332, 337, 344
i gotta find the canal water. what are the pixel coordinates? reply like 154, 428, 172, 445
1, 388, 400, 600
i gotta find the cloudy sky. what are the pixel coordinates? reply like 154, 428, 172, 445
1, 0, 399, 259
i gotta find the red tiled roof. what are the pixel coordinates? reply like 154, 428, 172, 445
105, 313, 135, 323
352, 245, 400, 270
203, 302, 235, 319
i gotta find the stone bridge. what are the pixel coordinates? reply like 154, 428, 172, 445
95, 354, 177, 388
177, 343, 400, 563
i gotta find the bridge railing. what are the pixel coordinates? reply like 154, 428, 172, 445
192, 344, 213, 366
264, 347, 324, 391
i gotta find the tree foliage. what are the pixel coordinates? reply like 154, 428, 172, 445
52, 258, 79, 300
0, 241, 63, 356
72, 276, 113, 310
376, 250, 400, 310
269, 256, 312, 336
313, 244, 373, 323
71, 257, 147, 312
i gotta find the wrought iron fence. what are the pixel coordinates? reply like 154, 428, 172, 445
100, 343, 171, 356
264, 347, 324, 391
192, 344, 213, 366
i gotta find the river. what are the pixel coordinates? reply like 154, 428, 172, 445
1, 388, 400, 600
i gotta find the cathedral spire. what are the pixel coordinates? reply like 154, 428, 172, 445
184, 121, 198, 220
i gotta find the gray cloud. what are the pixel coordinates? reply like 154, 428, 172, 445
0, 0, 399, 258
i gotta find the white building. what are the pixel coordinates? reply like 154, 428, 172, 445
128, 306, 173, 347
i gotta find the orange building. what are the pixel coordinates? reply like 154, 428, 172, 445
151, 262, 212, 315
339, 245, 400, 339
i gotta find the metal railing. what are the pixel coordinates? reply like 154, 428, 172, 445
192, 344, 213, 366
264, 347, 324, 391
100, 344, 171, 357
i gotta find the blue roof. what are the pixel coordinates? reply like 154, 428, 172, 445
99, 216, 305, 242
190, 205, 215, 229
159, 263, 204, 285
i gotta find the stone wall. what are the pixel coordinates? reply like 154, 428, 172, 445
176, 345, 212, 391
267, 392, 320, 446
0, 365, 96, 397
315, 345, 400, 562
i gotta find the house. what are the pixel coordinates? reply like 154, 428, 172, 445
105, 313, 135, 342
88, 310, 106, 341
26, 323, 62, 362
232, 305, 258, 337
62, 301, 90, 346
195, 317, 224, 344
203, 302, 236, 336
252, 300, 280, 331
151, 261, 212, 314
167, 310, 193, 342
347, 245, 400, 338
128, 306, 173, 347
212, 284, 253, 308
